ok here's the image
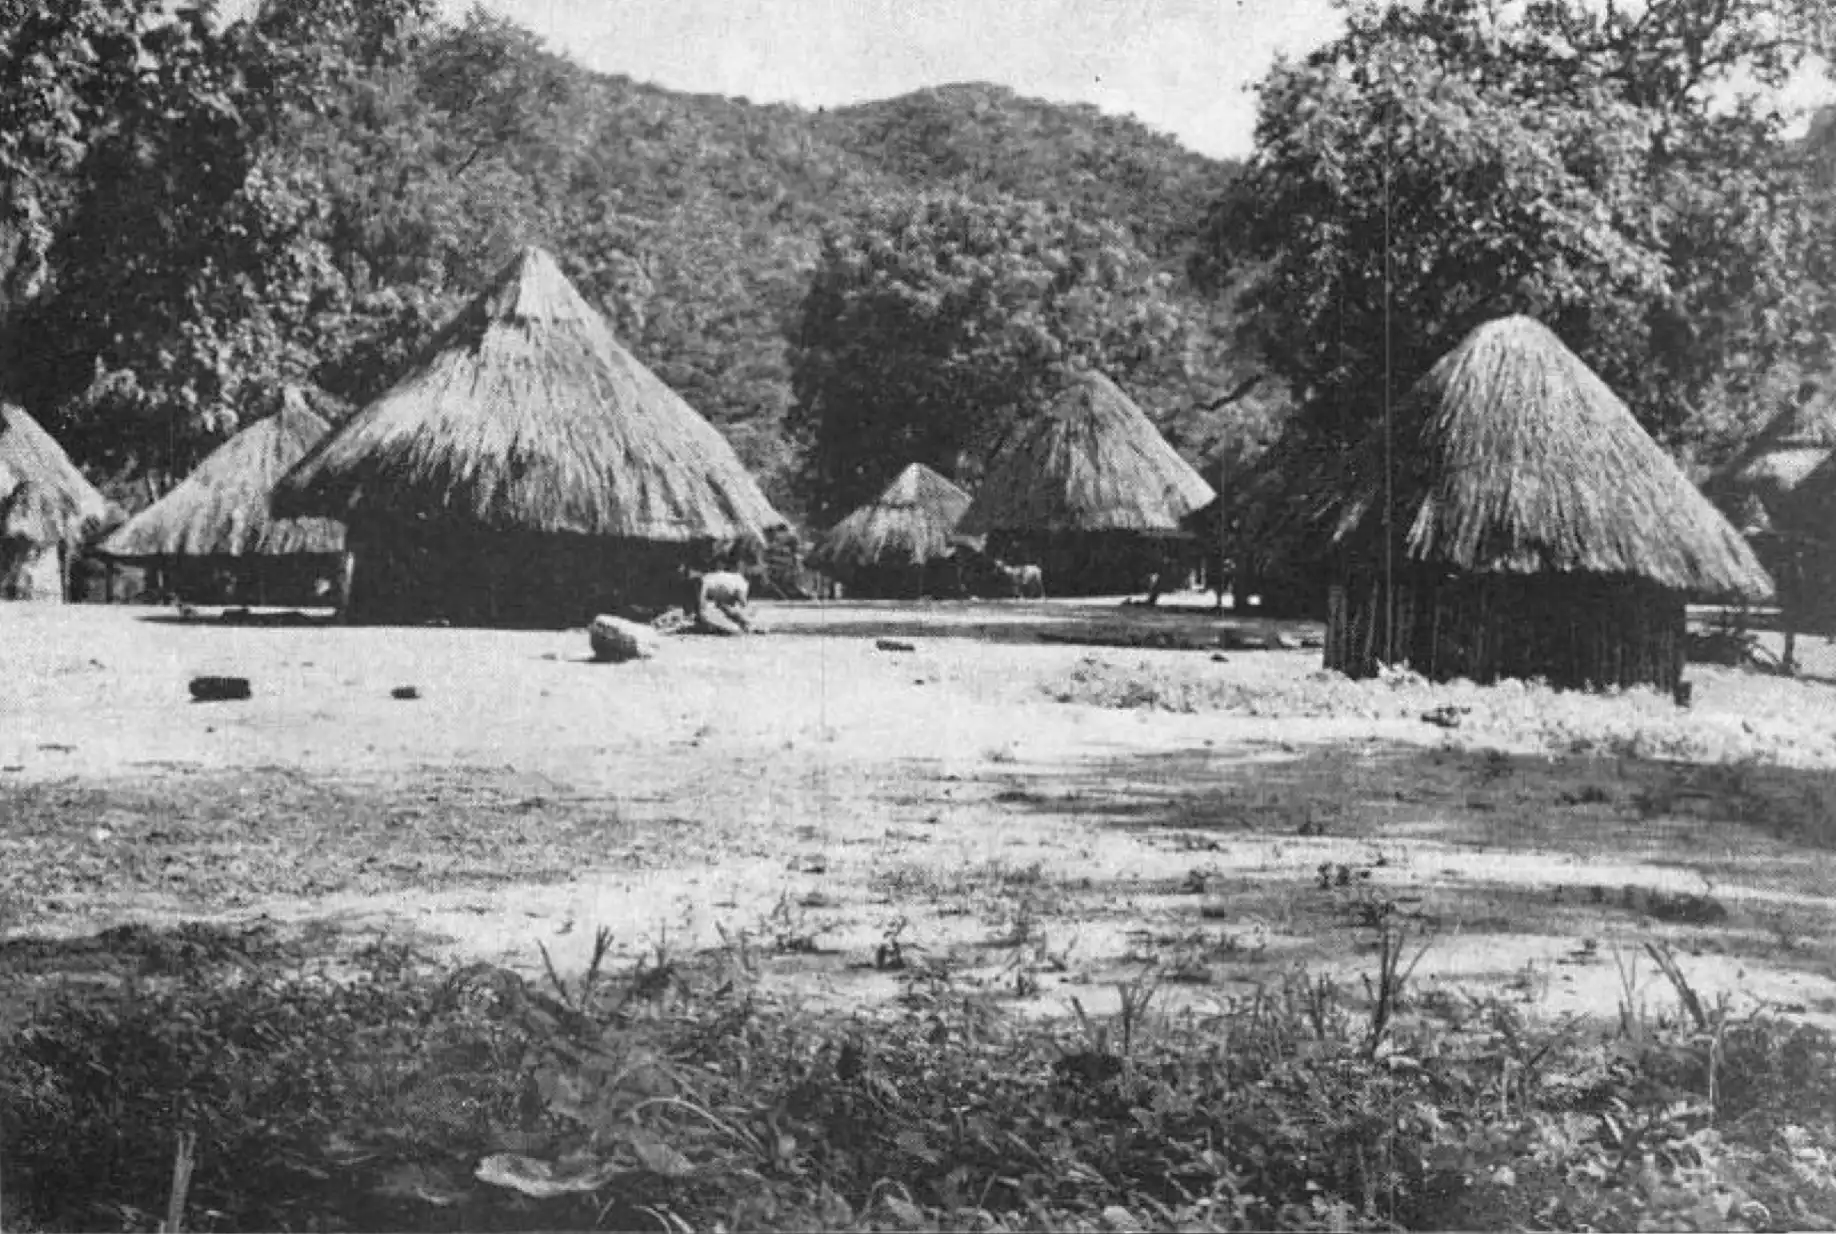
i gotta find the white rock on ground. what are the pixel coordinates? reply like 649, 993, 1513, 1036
588, 614, 659, 662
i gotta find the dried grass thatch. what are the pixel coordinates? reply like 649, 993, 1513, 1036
957, 369, 1215, 537
98, 389, 346, 562
811, 463, 970, 572
0, 403, 106, 547
274, 246, 786, 543
1330, 315, 1773, 603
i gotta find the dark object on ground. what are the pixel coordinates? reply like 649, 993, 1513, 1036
219, 608, 319, 627
1211, 652, 1229, 663
189, 676, 251, 702
1420, 704, 1471, 729
1674, 681, 1693, 708
1036, 627, 1214, 652
391, 686, 420, 700
876, 639, 917, 652
1218, 628, 1273, 651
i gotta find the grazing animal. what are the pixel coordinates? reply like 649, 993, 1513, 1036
1007, 563, 1045, 599
945, 547, 1020, 599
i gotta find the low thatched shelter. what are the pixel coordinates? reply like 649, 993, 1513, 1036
273, 246, 787, 625
97, 389, 348, 605
1705, 388, 1836, 649
811, 463, 970, 598
1326, 315, 1773, 692
957, 369, 1215, 595
0, 404, 107, 601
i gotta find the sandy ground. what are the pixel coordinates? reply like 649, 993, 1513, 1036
6, 597, 1836, 1035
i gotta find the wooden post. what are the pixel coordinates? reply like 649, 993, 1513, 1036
1215, 449, 1228, 614
337, 550, 356, 624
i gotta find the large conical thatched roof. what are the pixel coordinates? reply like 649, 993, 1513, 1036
0, 404, 107, 546
1330, 315, 1773, 602
98, 389, 346, 561
273, 246, 786, 542
958, 370, 1215, 537
812, 463, 970, 571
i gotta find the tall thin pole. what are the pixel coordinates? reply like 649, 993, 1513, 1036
1381, 83, 1396, 667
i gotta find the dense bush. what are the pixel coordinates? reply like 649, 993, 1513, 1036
5, 925, 1836, 1231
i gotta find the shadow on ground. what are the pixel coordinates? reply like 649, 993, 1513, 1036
766, 600, 1325, 648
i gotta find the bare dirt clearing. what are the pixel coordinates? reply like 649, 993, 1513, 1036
7, 599, 1836, 1034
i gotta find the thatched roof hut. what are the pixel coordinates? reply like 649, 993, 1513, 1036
957, 369, 1215, 595
276, 246, 784, 541
811, 463, 969, 597
0, 405, 107, 601
1325, 315, 1772, 691
0, 404, 106, 544
960, 369, 1214, 538
272, 246, 787, 623
99, 389, 346, 562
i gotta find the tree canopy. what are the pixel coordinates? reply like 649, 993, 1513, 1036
787, 191, 1214, 518
0, 1, 1245, 518
1197, 0, 1836, 469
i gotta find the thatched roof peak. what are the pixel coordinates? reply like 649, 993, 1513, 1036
98, 390, 345, 562
812, 462, 970, 571
1331, 315, 1773, 602
273, 246, 787, 543
877, 462, 970, 511
482, 246, 597, 326
0, 404, 107, 547
958, 370, 1215, 536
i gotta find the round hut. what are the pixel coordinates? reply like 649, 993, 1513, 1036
96, 388, 348, 606
0, 404, 108, 601
272, 246, 788, 625
957, 369, 1215, 596
1325, 315, 1774, 691
811, 462, 970, 598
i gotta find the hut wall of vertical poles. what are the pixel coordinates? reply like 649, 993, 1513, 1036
1325, 569, 1687, 690
342, 518, 731, 626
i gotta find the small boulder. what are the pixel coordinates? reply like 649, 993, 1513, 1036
589, 614, 659, 663
189, 676, 251, 702
391, 686, 421, 700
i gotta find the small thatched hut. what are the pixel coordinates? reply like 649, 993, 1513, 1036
97, 389, 347, 605
273, 246, 787, 625
1325, 315, 1773, 692
0, 404, 108, 601
957, 369, 1215, 596
1705, 388, 1836, 648
811, 462, 970, 598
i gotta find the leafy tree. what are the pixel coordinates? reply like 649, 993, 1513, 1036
1197, 0, 1836, 465
789, 191, 1197, 516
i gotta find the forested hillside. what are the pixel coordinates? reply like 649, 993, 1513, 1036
0, 0, 1250, 523
3, 0, 1831, 534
